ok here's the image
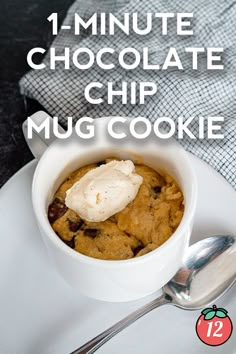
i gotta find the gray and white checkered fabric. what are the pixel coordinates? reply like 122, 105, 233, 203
19, 0, 236, 189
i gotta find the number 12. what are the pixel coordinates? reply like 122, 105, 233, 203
207, 321, 223, 337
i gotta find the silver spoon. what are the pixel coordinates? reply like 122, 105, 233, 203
71, 235, 236, 354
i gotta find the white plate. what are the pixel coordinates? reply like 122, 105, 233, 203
0, 155, 236, 354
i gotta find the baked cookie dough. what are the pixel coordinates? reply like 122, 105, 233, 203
48, 158, 184, 260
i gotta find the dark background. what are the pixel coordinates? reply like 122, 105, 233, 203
0, 0, 74, 187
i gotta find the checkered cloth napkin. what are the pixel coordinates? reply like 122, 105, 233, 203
19, 0, 236, 189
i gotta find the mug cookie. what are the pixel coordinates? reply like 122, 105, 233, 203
48, 158, 184, 260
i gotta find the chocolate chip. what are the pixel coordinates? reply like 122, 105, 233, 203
153, 186, 162, 193
68, 219, 84, 232
84, 228, 100, 238
63, 236, 75, 249
96, 160, 106, 167
133, 245, 144, 256
48, 198, 68, 223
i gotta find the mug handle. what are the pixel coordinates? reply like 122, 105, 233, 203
22, 111, 65, 160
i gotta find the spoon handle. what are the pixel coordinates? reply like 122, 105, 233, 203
70, 295, 170, 354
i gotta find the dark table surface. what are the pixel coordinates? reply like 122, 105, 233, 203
0, 0, 74, 188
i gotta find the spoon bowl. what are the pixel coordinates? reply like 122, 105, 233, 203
71, 235, 236, 354
165, 235, 236, 309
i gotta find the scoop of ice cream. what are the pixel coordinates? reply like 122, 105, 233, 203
65, 160, 143, 222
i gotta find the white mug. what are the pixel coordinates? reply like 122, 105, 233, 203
23, 111, 197, 302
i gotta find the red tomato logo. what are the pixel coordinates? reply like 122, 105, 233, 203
196, 305, 233, 346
